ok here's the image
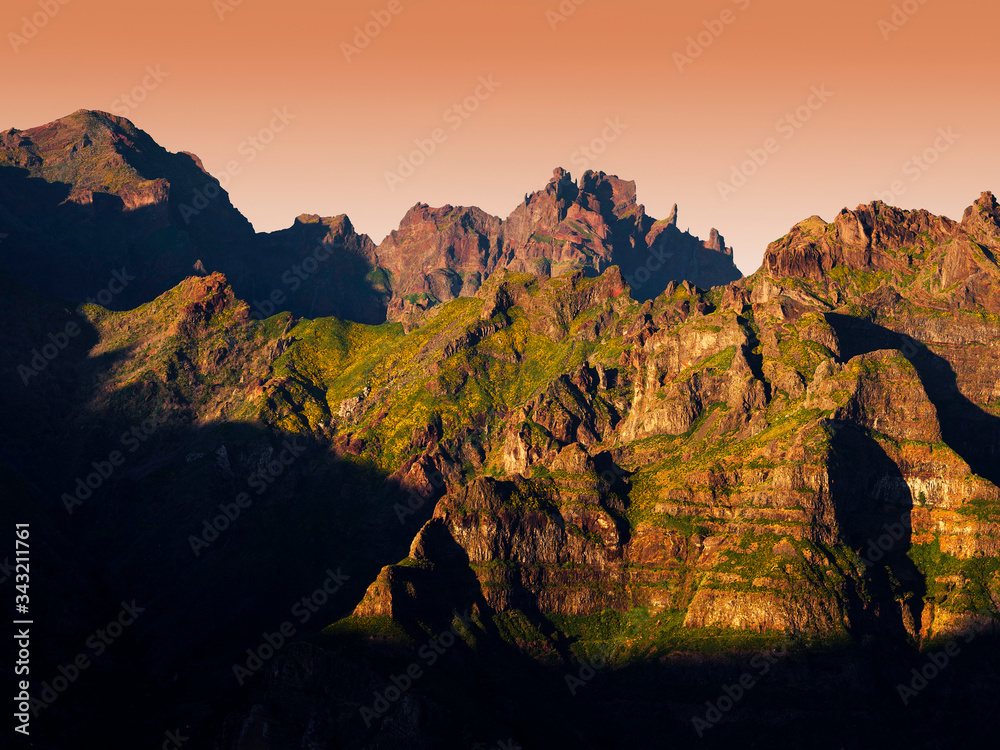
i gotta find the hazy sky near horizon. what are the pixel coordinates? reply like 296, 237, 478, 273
2, 0, 997, 274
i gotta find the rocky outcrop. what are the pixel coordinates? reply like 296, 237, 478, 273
376, 203, 503, 323
499, 168, 742, 298
370, 168, 743, 324
763, 196, 1000, 313
254, 213, 389, 323
354, 470, 631, 619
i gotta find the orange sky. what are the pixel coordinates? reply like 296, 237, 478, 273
2, 0, 998, 273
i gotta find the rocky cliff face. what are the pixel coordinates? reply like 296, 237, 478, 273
497, 168, 742, 300
369, 167, 743, 326
196, 194, 999, 749
762, 193, 1000, 314
318, 193, 1000, 747
375, 203, 503, 326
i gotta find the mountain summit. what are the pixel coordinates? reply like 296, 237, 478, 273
0, 109, 254, 307
375, 166, 742, 327
763, 193, 1000, 312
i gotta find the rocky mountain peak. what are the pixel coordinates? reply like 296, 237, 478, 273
496, 167, 741, 299
577, 169, 639, 218
666, 203, 678, 226
762, 194, 1000, 314
706, 227, 727, 254
764, 199, 968, 282
288, 213, 360, 243
961, 190, 1000, 247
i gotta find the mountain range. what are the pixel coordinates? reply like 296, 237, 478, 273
0, 110, 741, 326
1, 111, 998, 750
